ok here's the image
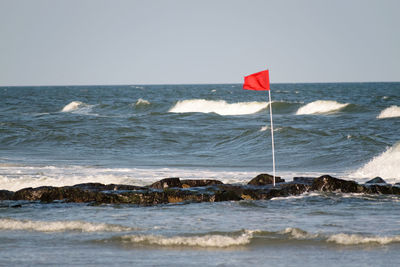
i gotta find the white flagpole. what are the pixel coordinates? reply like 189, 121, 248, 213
267, 88, 276, 187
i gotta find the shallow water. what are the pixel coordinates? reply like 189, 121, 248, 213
1, 193, 400, 266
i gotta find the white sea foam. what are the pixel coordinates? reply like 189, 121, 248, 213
61, 101, 94, 115
0, 218, 134, 232
120, 231, 255, 247
270, 192, 322, 201
61, 101, 85, 112
350, 142, 400, 182
282, 228, 400, 246
117, 228, 400, 247
280, 228, 400, 246
0, 164, 329, 191
327, 233, 400, 245
259, 125, 282, 132
168, 99, 268, 116
135, 98, 150, 106
296, 100, 349, 115
280, 227, 319, 239
377, 105, 400, 119
0, 165, 265, 191
0, 165, 136, 191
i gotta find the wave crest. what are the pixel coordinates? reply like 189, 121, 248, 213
61, 101, 94, 115
0, 218, 134, 232
168, 99, 268, 116
61, 101, 86, 112
377, 105, 400, 119
327, 233, 400, 245
280, 227, 318, 239
279, 228, 400, 246
135, 98, 150, 106
120, 230, 255, 247
113, 228, 400, 247
296, 100, 349, 115
350, 142, 400, 181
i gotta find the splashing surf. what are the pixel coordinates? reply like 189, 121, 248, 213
296, 100, 349, 115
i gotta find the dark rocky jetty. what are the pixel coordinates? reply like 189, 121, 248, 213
1, 174, 399, 206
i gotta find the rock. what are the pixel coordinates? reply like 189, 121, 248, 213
214, 184, 247, 200
311, 175, 364, 193
13, 186, 56, 201
102, 184, 146, 191
269, 183, 311, 198
149, 178, 182, 190
114, 189, 214, 205
72, 183, 106, 191
363, 184, 394, 195
180, 179, 223, 188
39, 187, 99, 203
0, 190, 14, 200
72, 183, 145, 191
393, 187, 400, 194
365, 177, 387, 184
3, 173, 399, 206
248, 174, 285, 186
214, 187, 243, 202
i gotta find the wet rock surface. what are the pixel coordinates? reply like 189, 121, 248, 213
1, 175, 399, 206
310, 175, 364, 193
247, 173, 285, 185
0, 190, 14, 200
149, 178, 182, 190
365, 177, 387, 184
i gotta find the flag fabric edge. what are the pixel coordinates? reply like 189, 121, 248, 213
243, 69, 270, 91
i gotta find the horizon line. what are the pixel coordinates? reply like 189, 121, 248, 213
1, 80, 400, 87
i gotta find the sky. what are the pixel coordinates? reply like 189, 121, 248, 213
0, 0, 399, 86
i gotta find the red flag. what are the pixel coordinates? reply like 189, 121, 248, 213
243, 70, 270, 91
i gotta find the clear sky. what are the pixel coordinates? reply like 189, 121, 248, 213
0, 0, 399, 85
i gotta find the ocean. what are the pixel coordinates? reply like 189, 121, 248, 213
0, 83, 399, 266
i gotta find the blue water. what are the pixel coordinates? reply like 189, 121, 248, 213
0, 83, 399, 266
1, 83, 399, 172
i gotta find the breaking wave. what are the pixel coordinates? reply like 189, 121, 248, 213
280, 227, 319, 239
276, 228, 400, 246
119, 230, 255, 247
61, 101, 94, 114
111, 228, 400, 248
377, 105, 400, 119
296, 100, 349, 115
168, 99, 268, 116
327, 233, 400, 245
61, 101, 86, 112
135, 98, 150, 106
0, 165, 262, 191
0, 218, 135, 232
0, 165, 138, 191
350, 142, 400, 182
